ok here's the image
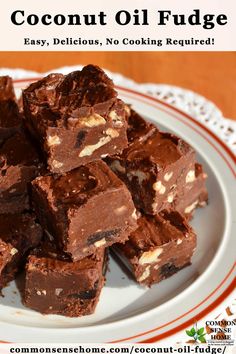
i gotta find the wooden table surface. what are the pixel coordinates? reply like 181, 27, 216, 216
0, 52, 235, 119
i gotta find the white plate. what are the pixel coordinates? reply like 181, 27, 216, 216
0, 79, 235, 343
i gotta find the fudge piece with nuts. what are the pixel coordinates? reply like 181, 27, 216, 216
32, 160, 137, 261
23, 65, 128, 174
24, 242, 107, 317
107, 110, 208, 217
113, 210, 196, 287
0, 131, 43, 214
173, 163, 208, 219
107, 124, 195, 215
0, 213, 42, 290
107, 108, 156, 181
0, 76, 22, 144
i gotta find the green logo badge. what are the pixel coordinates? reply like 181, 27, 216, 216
186, 324, 207, 343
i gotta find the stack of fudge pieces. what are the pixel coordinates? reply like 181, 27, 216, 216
0, 65, 208, 317
0, 77, 42, 290
107, 110, 208, 286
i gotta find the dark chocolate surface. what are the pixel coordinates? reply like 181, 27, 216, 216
32, 160, 137, 261
119, 211, 191, 256
0, 131, 41, 166
0, 76, 16, 101
23, 65, 128, 173
0, 76, 21, 143
126, 109, 156, 144
113, 210, 196, 286
107, 112, 195, 215
125, 131, 191, 165
24, 243, 107, 317
0, 101, 21, 130
0, 131, 42, 214
0, 213, 42, 289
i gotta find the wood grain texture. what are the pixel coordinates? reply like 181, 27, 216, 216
0, 52, 235, 119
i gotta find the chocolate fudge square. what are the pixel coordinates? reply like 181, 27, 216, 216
0, 131, 42, 214
113, 211, 196, 287
0, 213, 42, 290
0, 76, 22, 143
23, 65, 128, 173
24, 244, 107, 317
110, 109, 207, 218
108, 124, 195, 215
32, 160, 137, 261
173, 163, 208, 219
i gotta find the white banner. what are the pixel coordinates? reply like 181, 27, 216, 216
0, 0, 235, 51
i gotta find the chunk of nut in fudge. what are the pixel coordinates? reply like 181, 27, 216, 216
0, 213, 42, 290
31, 160, 138, 261
24, 243, 107, 317
0, 131, 43, 214
23, 65, 128, 173
107, 113, 195, 215
0, 76, 22, 143
173, 163, 208, 219
113, 210, 196, 287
